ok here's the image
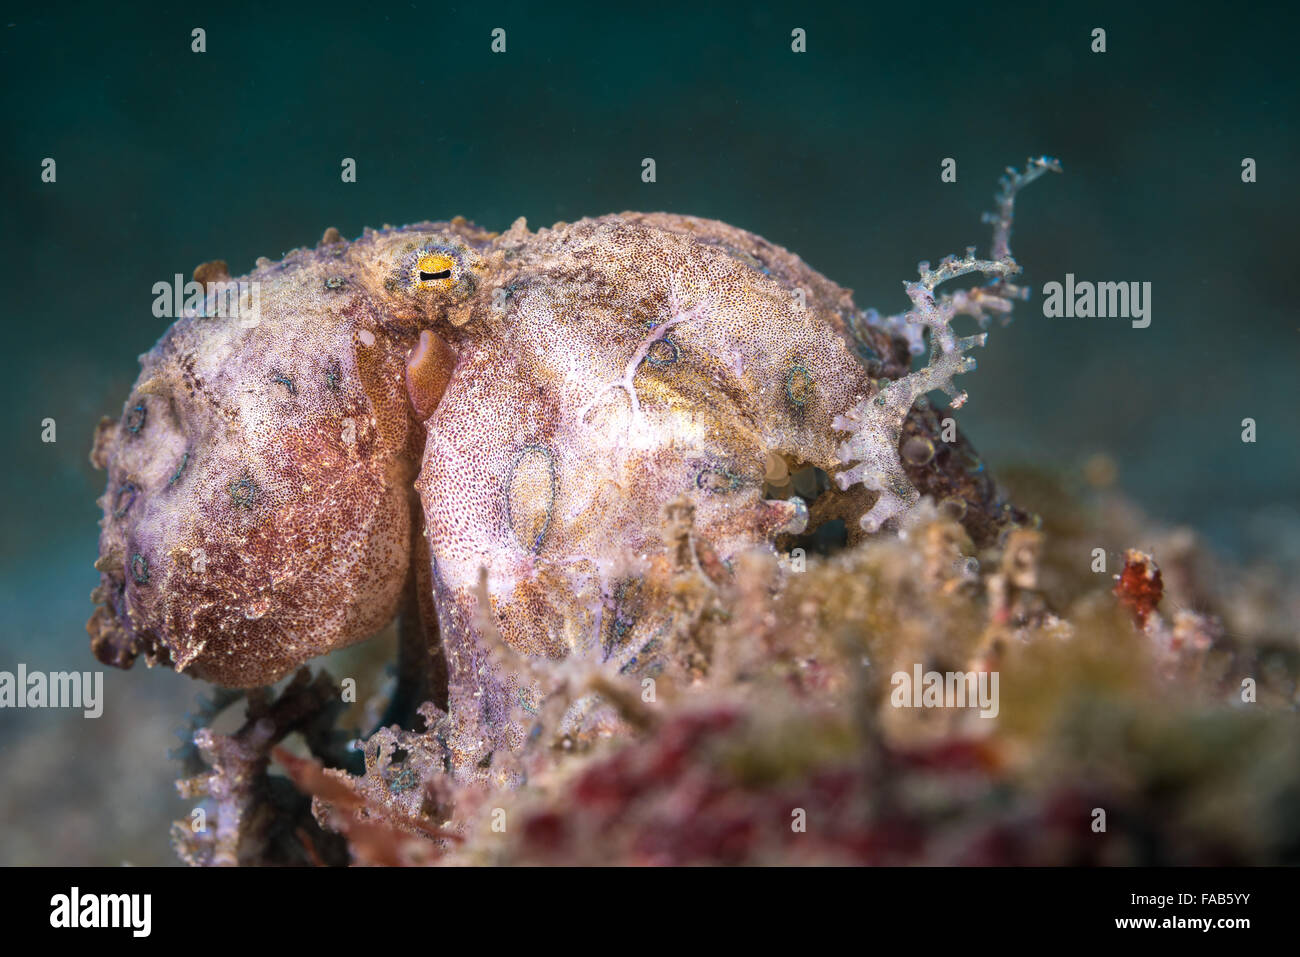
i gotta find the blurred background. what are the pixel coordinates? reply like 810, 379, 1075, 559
1, 1, 1296, 864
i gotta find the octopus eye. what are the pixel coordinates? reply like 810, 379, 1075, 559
414, 252, 455, 288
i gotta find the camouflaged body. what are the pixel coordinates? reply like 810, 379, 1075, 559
89, 213, 1019, 752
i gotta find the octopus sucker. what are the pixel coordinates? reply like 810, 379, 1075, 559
90, 159, 1057, 781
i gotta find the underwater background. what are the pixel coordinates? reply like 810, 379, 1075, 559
1, 1, 1296, 863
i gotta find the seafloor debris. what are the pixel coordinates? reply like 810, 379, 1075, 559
1114, 548, 1164, 628
173, 485, 1299, 865
171, 669, 352, 866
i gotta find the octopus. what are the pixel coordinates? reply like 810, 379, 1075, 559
88, 159, 1059, 781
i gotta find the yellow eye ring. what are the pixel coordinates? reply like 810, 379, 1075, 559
414, 252, 455, 289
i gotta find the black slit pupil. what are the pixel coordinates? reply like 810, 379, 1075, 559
421, 269, 451, 281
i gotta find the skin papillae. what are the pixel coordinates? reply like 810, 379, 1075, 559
89, 159, 1058, 777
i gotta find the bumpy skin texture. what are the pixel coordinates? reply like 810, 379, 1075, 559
88, 220, 493, 685
91, 208, 1026, 769
420, 214, 903, 763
